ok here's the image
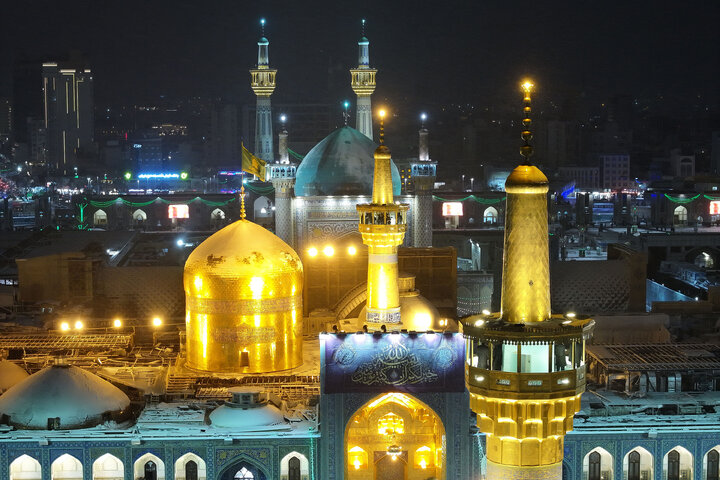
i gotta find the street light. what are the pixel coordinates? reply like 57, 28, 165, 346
113, 319, 123, 328
152, 317, 162, 327
462, 174, 465, 190
471, 177, 474, 190
74, 320, 84, 330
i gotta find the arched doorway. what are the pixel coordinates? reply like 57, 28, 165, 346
705, 447, 720, 480
93, 209, 108, 226
345, 392, 446, 479
280, 452, 309, 480
133, 453, 165, 480
623, 447, 653, 480
175, 453, 206, 480
583, 447, 613, 480
51, 454, 83, 480
218, 461, 267, 480
133, 209, 147, 225
673, 206, 688, 225
664, 446, 693, 480
9, 454, 41, 480
483, 206, 498, 225
93, 453, 124, 480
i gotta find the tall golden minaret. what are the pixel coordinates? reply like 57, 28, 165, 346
462, 82, 594, 479
357, 110, 408, 328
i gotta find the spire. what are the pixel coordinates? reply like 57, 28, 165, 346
257, 18, 269, 67
378, 109, 386, 145
520, 80, 534, 164
358, 19, 370, 66
419, 113, 430, 162
240, 184, 246, 220
372, 109, 392, 205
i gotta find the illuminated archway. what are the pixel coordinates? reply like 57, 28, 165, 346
483, 207, 498, 225
175, 453, 206, 480
9, 454, 41, 480
583, 447, 613, 480
93, 209, 108, 226
279, 452, 309, 480
673, 206, 688, 225
93, 453, 124, 480
51, 454, 83, 480
623, 447, 653, 480
663, 446, 693, 480
134, 453, 165, 480
345, 392, 446, 479
132, 209, 147, 223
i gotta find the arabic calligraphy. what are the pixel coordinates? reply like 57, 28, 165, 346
351, 343, 439, 386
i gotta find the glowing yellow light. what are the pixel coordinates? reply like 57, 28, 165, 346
347, 245, 357, 255
482, 309, 491, 315
323, 245, 334, 257
562, 320, 572, 325
521, 80, 534, 93
354, 460, 360, 470
194, 276, 203, 290
475, 319, 485, 327
74, 320, 84, 330
413, 312, 432, 330
566, 312, 576, 318
60, 322, 70, 331
249, 276, 264, 299
307, 247, 318, 257
420, 460, 427, 469
113, 319, 122, 328
152, 317, 162, 327
378, 109, 386, 118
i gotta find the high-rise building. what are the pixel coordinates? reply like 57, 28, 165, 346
350, 20, 377, 140
462, 83, 594, 479
249, 19, 276, 163
357, 111, 409, 328
42, 59, 94, 174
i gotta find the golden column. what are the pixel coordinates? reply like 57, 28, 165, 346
461, 82, 594, 479
357, 110, 409, 328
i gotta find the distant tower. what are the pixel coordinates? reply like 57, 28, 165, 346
357, 110, 409, 328
411, 113, 436, 247
270, 115, 296, 246
350, 20, 377, 140
250, 19, 276, 163
462, 82, 594, 479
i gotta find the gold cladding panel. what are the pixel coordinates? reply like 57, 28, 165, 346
486, 460, 562, 480
501, 192, 551, 323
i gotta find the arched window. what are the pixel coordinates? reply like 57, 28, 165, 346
664, 447, 693, 480
628, 451, 640, 480
589, 451, 601, 480
583, 448, 613, 480
483, 207, 498, 225
707, 449, 720, 480
668, 450, 680, 480
288, 458, 300, 480
234, 467, 254, 479
10, 454, 41, 480
674, 205, 688, 225
185, 461, 198, 480
133, 209, 147, 223
624, 447, 653, 480
94, 209, 108, 226
144, 461, 157, 480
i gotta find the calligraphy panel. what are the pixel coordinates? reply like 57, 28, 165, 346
321, 332, 465, 394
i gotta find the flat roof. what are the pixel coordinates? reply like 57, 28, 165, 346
588, 343, 720, 371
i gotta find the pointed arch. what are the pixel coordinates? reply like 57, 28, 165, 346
134, 453, 165, 480
705, 446, 720, 480
663, 446, 693, 480
93, 209, 108, 226
623, 447, 653, 480
132, 209, 147, 222
175, 453, 206, 480
211, 208, 226, 220
93, 453, 124, 480
674, 205, 688, 225
483, 206, 498, 225
280, 452, 309, 480
583, 447, 614, 480
51, 454, 83, 480
216, 457, 269, 480
9, 454, 41, 480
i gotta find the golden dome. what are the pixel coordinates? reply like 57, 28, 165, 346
184, 219, 303, 374
505, 164, 549, 194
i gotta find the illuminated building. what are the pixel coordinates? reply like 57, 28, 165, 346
410, 119, 437, 247
461, 82, 595, 479
42, 59, 94, 174
269, 123, 297, 246
350, 20, 377, 140
356, 111, 409, 328
183, 189, 303, 373
250, 19, 276, 162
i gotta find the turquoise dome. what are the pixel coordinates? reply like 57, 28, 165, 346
294, 126, 401, 197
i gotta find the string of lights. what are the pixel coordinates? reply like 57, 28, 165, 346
432, 194, 506, 204
86, 196, 238, 208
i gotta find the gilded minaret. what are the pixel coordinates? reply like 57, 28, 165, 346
250, 18, 276, 163
357, 110, 409, 327
350, 19, 377, 140
462, 82, 594, 479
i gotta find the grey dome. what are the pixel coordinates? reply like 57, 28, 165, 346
0, 361, 28, 393
0, 364, 130, 429
209, 387, 285, 430
294, 126, 401, 197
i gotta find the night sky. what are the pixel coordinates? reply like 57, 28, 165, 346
3, 0, 719, 114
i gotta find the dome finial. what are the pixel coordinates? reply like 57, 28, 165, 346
260, 17, 266, 37
520, 80, 535, 163
240, 185, 246, 220
361, 18, 366, 36
378, 109, 386, 145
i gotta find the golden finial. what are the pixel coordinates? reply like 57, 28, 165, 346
378, 109, 386, 145
520, 80, 534, 163
240, 184, 246, 220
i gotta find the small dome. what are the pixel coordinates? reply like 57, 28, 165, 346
505, 164, 549, 194
209, 387, 285, 430
258, 36, 269, 44
184, 219, 304, 374
358, 36, 369, 44
294, 126, 401, 197
0, 364, 130, 429
0, 361, 28, 393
